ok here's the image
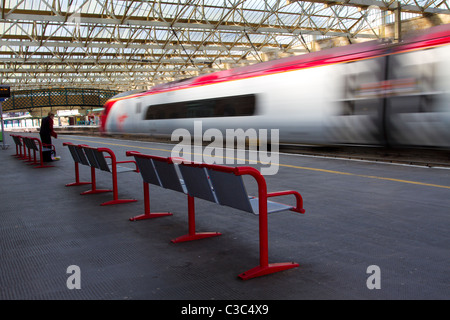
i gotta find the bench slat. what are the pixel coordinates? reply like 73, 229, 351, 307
83, 147, 102, 170
206, 168, 254, 213
249, 198, 294, 215
135, 157, 161, 186
93, 149, 111, 172
74, 146, 90, 166
115, 165, 137, 173
152, 158, 185, 193
66, 144, 82, 163
178, 164, 216, 203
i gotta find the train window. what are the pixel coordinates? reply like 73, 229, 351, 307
144, 94, 256, 120
340, 101, 354, 116
390, 94, 439, 114
339, 99, 379, 116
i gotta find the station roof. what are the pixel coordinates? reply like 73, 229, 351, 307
1, 0, 449, 92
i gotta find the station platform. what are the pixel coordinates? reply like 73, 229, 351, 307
1, 132, 449, 301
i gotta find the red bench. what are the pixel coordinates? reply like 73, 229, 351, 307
10, 134, 25, 159
126, 151, 306, 280
64, 142, 139, 206
11, 135, 55, 168
63, 142, 92, 187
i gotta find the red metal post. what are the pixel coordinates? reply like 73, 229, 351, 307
31, 137, 53, 168
81, 166, 111, 195
129, 182, 172, 221
98, 147, 138, 206
25, 145, 33, 163
15, 137, 20, 157
27, 148, 37, 165
171, 195, 221, 243
66, 162, 91, 187
230, 167, 300, 280
267, 190, 305, 214
21, 137, 27, 160
63, 142, 91, 187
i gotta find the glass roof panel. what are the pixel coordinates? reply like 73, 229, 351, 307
0, 0, 448, 91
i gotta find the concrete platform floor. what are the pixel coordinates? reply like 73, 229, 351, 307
0, 133, 449, 301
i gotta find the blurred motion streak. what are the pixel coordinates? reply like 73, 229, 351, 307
99, 24, 450, 151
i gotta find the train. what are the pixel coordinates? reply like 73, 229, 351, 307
100, 23, 450, 149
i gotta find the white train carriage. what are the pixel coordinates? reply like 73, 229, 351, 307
100, 24, 450, 149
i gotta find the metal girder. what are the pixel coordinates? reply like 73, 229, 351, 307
0, 0, 448, 92
288, 0, 450, 14
3, 9, 362, 36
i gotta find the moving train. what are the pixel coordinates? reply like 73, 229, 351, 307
100, 24, 450, 149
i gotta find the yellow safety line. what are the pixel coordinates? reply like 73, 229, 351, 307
64, 136, 450, 190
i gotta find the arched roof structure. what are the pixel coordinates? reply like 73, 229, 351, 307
1, 0, 449, 92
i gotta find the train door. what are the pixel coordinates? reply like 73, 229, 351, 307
127, 97, 145, 133
384, 46, 450, 148
327, 56, 387, 146
143, 103, 159, 136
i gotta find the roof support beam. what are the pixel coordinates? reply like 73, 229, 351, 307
3, 9, 374, 38
287, 0, 450, 14
0, 40, 307, 54
1, 0, 448, 92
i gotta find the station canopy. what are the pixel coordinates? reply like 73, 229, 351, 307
1, 0, 449, 92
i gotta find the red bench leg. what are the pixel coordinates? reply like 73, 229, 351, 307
34, 150, 54, 168
130, 182, 172, 221
100, 165, 137, 206
238, 192, 299, 280
19, 143, 27, 160
25, 148, 34, 163
238, 262, 299, 280
66, 162, 91, 187
171, 195, 221, 243
81, 167, 111, 195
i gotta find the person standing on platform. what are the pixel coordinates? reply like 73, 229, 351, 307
39, 112, 58, 162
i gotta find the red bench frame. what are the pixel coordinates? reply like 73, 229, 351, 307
12, 135, 55, 168
205, 163, 305, 280
10, 134, 25, 159
64, 143, 139, 206
127, 151, 305, 280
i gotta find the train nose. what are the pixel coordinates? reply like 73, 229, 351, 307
99, 100, 115, 134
